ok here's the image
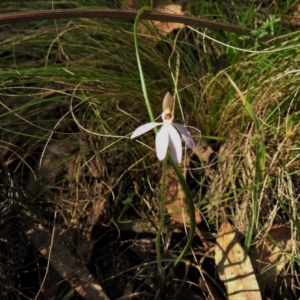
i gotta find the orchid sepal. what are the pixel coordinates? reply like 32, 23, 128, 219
155, 124, 170, 161
173, 123, 196, 151
166, 125, 182, 163
162, 92, 173, 111
130, 122, 162, 139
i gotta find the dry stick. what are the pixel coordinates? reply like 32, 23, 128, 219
0, 8, 276, 42
23, 210, 110, 300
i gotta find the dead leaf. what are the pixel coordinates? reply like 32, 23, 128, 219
138, 5, 185, 46
121, 0, 135, 8
121, 0, 169, 9
163, 159, 209, 249
150, 5, 185, 35
193, 141, 214, 163
289, 3, 300, 28
161, 142, 214, 249
215, 222, 261, 300
164, 165, 201, 225
249, 224, 297, 293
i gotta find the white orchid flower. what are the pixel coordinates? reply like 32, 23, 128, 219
130, 92, 195, 163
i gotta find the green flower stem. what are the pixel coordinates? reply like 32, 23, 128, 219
134, 7, 195, 275
156, 157, 168, 272
134, 6, 155, 124
167, 157, 195, 278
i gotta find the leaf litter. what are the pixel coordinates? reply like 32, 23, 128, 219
1, 0, 300, 299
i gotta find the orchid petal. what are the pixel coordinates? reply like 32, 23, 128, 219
168, 125, 182, 163
131, 122, 162, 139
173, 123, 196, 151
155, 125, 169, 161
